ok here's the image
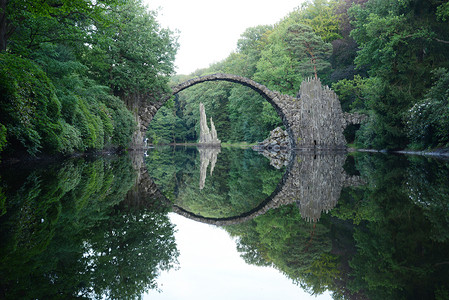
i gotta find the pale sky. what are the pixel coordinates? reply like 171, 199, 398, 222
144, 0, 305, 75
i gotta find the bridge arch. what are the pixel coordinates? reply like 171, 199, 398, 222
137, 151, 360, 226
139, 73, 351, 151
167, 73, 297, 148
140, 151, 296, 226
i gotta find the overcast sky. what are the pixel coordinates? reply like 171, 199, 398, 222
144, 0, 305, 75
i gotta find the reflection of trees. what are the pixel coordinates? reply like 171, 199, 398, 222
226, 204, 335, 295
226, 153, 449, 299
0, 155, 178, 299
343, 154, 449, 300
146, 147, 284, 219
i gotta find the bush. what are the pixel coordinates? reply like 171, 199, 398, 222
0, 53, 63, 155
407, 68, 449, 149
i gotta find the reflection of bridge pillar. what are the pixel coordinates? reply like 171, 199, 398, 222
294, 153, 346, 222
272, 152, 347, 222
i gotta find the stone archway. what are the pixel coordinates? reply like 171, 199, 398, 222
137, 73, 362, 150
168, 73, 298, 148
137, 73, 299, 149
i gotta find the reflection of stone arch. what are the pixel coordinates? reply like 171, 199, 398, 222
131, 151, 364, 226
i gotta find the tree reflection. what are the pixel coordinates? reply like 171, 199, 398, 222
226, 153, 449, 299
145, 147, 285, 219
0, 155, 178, 299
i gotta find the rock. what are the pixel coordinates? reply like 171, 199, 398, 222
198, 102, 221, 145
252, 127, 291, 169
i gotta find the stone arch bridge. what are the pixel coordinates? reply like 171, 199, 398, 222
135, 73, 365, 149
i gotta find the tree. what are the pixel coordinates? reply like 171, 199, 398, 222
0, 53, 63, 155
0, 0, 115, 52
297, 0, 342, 42
83, 0, 178, 147
349, 0, 449, 149
285, 23, 332, 80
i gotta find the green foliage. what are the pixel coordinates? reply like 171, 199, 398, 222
0, 53, 62, 155
331, 74, 368, 111
0, 154, 178, 298
146, 147, 285, 219
285, 24, 332, 80
83, 0, 178, 98
147, 105, 184, 144
2, 0, 116, 52
296, 0, 342, 42
1, 0, 174, 156
0, 124, 6, 155
407, 68, 449, 148
349, 0, 449, 149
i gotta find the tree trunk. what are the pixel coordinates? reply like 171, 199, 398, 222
0, 0, 9, 51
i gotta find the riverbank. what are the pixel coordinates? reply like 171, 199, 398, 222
354, 148, 449, 159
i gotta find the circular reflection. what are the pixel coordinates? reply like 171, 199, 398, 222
145, 146, 286, 220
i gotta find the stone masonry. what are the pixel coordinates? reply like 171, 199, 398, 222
141, 73, 364, 150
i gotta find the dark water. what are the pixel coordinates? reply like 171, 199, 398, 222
0, 148, 448, 299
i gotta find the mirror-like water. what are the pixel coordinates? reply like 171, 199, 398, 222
1, 148, 448, 299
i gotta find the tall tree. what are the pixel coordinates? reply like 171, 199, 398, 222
285, 23, 332, 80
83, 0, 178, 147
0, 0, 114, 52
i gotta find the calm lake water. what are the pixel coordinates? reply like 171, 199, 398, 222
0, 147, 448, 299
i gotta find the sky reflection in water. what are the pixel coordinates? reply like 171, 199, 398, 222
145, 213, 333, 300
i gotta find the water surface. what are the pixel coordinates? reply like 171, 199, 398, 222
0, 148, 448, 299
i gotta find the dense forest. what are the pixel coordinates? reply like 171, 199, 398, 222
0, 0, 178, 157
149, 0, 449, 150
1, 0, 449, 156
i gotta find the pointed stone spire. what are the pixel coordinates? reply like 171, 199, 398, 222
198, 102, 220, 145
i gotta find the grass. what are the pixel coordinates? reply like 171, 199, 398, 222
221, 142, 257, 148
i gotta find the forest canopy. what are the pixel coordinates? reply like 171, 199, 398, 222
0, 0, 178, 157
148, 0, 449, 151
